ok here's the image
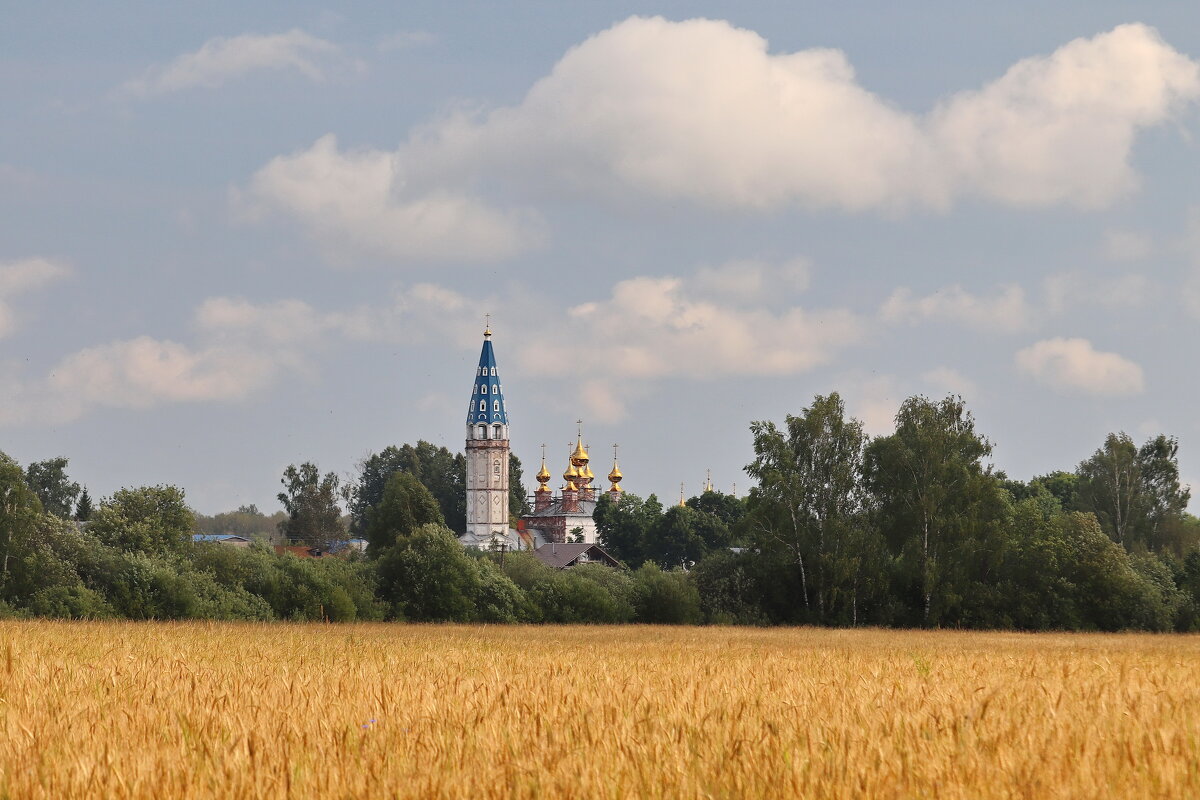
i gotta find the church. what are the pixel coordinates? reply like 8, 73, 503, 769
459, 324, 624, 550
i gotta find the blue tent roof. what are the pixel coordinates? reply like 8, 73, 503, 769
466, 331, 509, 426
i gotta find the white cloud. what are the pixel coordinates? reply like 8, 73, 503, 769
241, 18, 1200, 263
524, 274, 862, 380
0, 257, 70, 339
928, 24, 1199, 207
881, 284, 1031, 333
239, 134, 545, 262
1015, 337, 1145, 395
121, 29, 351, 97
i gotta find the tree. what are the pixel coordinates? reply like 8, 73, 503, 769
277, 463, 344, 551
194, 504, 285, 540
363, 472, 445, 556
88, 486, 194, 555
594, 492, 664, 567
644, 506, 729, 569
1134, 435, 1191, 552
745, 393, 876, 622
0, 452, 42, 593
347, 443, 466, 534
686, 490, 746, 529
509, 453, 530, 520
864, 395, 1002, 625
24, 457, 80, 518
375, 523, 482, 621
74, 488, 94, 521
1075, 433, 1191, 552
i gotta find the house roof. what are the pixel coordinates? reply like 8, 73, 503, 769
192, 534, 251, 542
532, 542, 621, 569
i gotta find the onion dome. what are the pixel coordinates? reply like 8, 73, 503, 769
535, 455, 552, 493
580, 464, 594, 485
608, 445, 623, 492
570, 436, 590, 468
565, 479, 578, 492
563, 462, 579, 484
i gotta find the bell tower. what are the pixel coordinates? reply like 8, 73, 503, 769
463, 322, 511, 548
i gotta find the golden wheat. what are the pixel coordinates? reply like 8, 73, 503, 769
0, 622, 1197, 798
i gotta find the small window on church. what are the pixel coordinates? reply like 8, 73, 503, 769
493, 400, 500, 412
479, 400, 485, 411
491, 367, 496, 376
482, 384, 488, 394
493, 424, 502, 439
493, 459, 501, 475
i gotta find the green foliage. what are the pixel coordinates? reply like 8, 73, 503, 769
644, 505, 729, 569
865, 395, 1003, 626
1075, 433, 1191, 552
195, 504, 286, 541
74, 487, 94, 521
376, 523, 481, 621
364, 472, 445, 556
277, 463, 344, 550
594, 492, 663, 567
746, 392, 881, 624
0, 451, 43, 596
88, 486, 194, 555
630, 564, 701, 624
24, 457, 80, 518
686, 490, 746, 530
348, 442, 466, 534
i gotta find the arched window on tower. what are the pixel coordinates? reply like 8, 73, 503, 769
493, 400, 500, 412
491, 367, 496, 376
476, 424, 486, 440
479, 400, 485, 411
493, 424, 503, 440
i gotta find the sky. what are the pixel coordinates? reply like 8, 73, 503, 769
3, 2, 1200, 515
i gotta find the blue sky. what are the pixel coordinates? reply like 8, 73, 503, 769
3, 2, 1200, 513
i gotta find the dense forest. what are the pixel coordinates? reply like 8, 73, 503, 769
2, 393, 1198, 630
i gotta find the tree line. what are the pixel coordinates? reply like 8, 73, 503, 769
1, 392, 1198, 629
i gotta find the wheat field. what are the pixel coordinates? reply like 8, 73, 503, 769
0, 623, 1198, 799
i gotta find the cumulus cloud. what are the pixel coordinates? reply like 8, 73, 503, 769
1015, 337, 1145, 395
0, 281, 497, 426
239, 134, 545, 262
242, 18, 1200, 264
520, 274, 862, 382
0, 257, 70, 338
881, 284, 1031, 333
120, 29, 353, 97
927, 24, 1199, 207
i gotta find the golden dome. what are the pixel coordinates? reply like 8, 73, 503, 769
565, 480, 578, 491
570, 437, 590, 468
536, 482, 551, 493
581, 464, 594, 482
563, 462, 579, 483
608, 461, 623, 483
536, 459, 551, 483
